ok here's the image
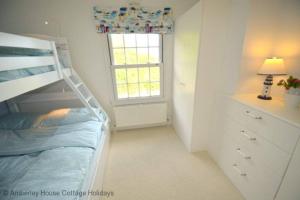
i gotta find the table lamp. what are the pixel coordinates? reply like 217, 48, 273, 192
257, 57, 286, 100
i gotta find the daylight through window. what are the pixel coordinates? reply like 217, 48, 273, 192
109, 33, 163, 100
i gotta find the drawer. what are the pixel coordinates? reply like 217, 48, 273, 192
219, 130, 242, 170
241, 158, 283, 200
225, 98, 299, 154
223, 119, 290, 176
219, 132, 246, 197
220, 119, 291, 200
237, 161, 281, 200
219, 132, 271, 200
221, 158, 279, 200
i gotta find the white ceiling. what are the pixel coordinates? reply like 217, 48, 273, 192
92, 0, 200, 18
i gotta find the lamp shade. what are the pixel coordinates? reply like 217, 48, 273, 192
258, 57, 287, 75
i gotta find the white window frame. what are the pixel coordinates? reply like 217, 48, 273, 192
108, 33, 164, 105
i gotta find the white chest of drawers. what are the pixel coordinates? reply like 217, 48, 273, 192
216, 94, 300, 200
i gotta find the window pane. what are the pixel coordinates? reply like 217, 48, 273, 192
138, 67, 150, 82
137, 48, 148, 64
124, 34, 136, 47
148, 34, 159, 47
125, 48, 137, 64
117, 84, 128, 99
136, 34, 148, 47
150, 67, 160, 82
115, 68, 127, 84
110, 34, 162, 100
111, 34, 124, 48
149, 47, 159, 63
128, 83, 139, 97
139, 83, 150, 97
150, 82, 160, 96
113, 49, 125, 65
127, 68, 138, 83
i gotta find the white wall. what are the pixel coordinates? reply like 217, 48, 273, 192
173, 1, 202, 151
237, 0, 300, 97
0, 0, 174, 124
0, 0, 114, 118
206, 0, 300, 160
195, 0, 249, 153
173, 0, 249, 152
176, 0, 299, 153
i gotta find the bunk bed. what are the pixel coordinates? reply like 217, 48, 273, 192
0, 32, 72, 102
0, 32, 110, 200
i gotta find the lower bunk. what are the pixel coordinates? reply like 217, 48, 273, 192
0, 108, 110, 200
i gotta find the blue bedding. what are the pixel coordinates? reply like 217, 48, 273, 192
0, 112, 42, 130
0, 121, 102, 156
0, 46, 53, 57
0, 65, 55, 83
0, 147, 94, 200
39, 108, 99, 127
0, 46, 56, 83
0, 108, 98, 130
0, 108, 106, 200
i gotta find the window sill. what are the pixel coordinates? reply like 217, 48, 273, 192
112, 96, 165, 106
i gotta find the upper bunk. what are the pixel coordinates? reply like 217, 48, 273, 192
0, 32, 108, 123
0, 32, 71, 102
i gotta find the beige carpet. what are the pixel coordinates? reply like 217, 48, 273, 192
103, 126, 244, 200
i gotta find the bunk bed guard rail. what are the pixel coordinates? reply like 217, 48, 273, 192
0, 32, 67, 102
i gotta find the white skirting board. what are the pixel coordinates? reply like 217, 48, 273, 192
113, 102, 168, 129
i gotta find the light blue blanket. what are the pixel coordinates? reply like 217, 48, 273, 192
0, 108, 99, 130
0, 119, 104, 200
0, 147, 94, 200
0, 121, 102, 156
0, 66, 55, 83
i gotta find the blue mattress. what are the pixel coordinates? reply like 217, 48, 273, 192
0, 147, 94, 200
0, 46, 57, 83
0, 108, 105, 200
0, 108, 99, 130
0, 46, 53, 57
0, 65, 55, 83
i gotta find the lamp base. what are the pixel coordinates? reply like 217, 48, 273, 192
257, 95, 272, 100
257, 74, 273, 101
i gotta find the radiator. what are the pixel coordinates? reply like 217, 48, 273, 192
113, 102, 167, 129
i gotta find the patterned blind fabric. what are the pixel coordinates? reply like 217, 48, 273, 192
93, 6, 174, 34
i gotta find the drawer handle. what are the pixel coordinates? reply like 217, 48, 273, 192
245, 110, 262, 120
240, 130, 257, 141
232, 163, 247, 176
236, 148, 251, 160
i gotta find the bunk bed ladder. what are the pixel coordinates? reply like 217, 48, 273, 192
62, 70, 106, 122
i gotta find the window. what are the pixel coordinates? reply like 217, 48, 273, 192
108, 33, 163, 101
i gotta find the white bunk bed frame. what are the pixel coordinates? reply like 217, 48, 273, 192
0, 32, 110, 199
0, 32, 70, 102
